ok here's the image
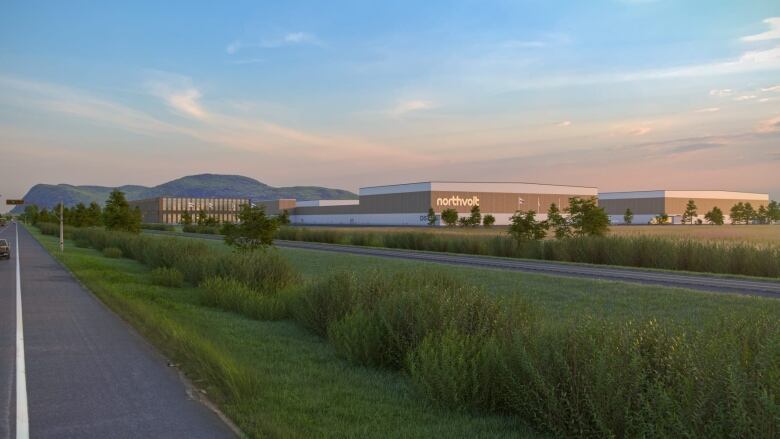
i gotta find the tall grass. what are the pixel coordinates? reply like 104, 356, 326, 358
37, 224, 300, 296
277, 227, 780, 277
291, 270, 780, 438
37, 223, 780, 437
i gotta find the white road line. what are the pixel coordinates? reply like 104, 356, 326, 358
15, 224, 29, 439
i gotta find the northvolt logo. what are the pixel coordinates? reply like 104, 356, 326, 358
436, 195, 480, 207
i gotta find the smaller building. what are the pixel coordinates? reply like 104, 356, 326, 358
600, 190, 769, 224
129, 196, 250, 224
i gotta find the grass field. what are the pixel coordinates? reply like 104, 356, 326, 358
290, 224, 780, 243
31, 226, 780, 437
29, 227, 536, 438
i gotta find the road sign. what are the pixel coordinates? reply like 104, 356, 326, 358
5, 199, 24, 205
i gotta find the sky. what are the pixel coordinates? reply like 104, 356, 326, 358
1, 0, 779, 212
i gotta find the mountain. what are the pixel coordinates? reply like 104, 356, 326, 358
12, 174, 357, 212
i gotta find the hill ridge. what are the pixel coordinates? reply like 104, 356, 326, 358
13, 174, 357, 212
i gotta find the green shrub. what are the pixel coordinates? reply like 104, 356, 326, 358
200, 276, 288, 320
291, 271, 359, 337
150, 267, 184, 287
102, 247, 122, 258
67, 227, 298, 292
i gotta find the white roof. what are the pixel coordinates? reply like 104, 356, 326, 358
600, 190, 768, 201
360, 181, 597, 196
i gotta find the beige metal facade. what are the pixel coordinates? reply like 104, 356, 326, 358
129, 197, 250, 224
286, 181, 598, 226
600, 191, 769, 224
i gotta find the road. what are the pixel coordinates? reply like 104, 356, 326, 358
0, 224, 235, 438
147, 230, 780, 298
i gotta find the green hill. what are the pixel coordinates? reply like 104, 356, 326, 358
13, 174, 357, 212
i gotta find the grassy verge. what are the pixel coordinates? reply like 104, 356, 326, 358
275, 226, 780, 278
32, 225, 780, 437
28, 226, 534, 438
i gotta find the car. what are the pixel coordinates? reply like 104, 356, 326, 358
0, 239, 9, 260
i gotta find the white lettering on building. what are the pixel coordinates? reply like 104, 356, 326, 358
436, 195, 480, 207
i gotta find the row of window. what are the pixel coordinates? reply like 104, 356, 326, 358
161, 197, 248, 212
161, 213, 239, 224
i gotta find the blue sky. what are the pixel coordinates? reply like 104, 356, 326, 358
1, 0, 779, 209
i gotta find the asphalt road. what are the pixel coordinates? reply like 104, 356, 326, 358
146, 230, 780, 298
1, 224, 235, 439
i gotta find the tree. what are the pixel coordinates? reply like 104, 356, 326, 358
767, 200, 780, 224
468, 204, 482, 227
458, 217, 470, 227
84, 202, 103, 227
196, 210, 209, 226
743, 203, 755, 225
566, 197, 609, 236
38, 208, 53, 224
730, 202, 745, 225
426, 208, 436, 226
180, 211, 193, 225
223, 204, 279, 251
704, 206, 724, 225
508, 210, 548, 241
441, 208, 458, 227
653, 213, 670, 225
482, 214, 495, 227
277, 209, 291, 225
682, 199, 697, 225
756, 205, 769, 224
547, 203, 571, 239
623, 208, 633, 225
71, 203, 87, 227
103, 189, 141, 233
22, 205, 39, 224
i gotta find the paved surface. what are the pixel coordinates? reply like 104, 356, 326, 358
147, 230, 780, 298
1, 224, 235, 439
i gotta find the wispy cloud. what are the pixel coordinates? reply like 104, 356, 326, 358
695, 107, 720, 113
762, 84, 780, 92
0, 74, 435, 168
390, 99, 435, 116
556, 120, 572, 127
734, 95, 757, 101
709, 88, 733, 97
145, 72, 207, 119
669, 142, 723, 154
741, 17, 780, 42
0, 75, 191, 137
756, 115, 780, 133
226, 32, 322, 54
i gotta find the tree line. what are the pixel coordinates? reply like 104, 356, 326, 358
20, 190, 143, 232
622, 199, 780, 225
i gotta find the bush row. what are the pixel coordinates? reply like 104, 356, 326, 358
52, 226, 298, 294
276, 227, 780, 277
291, 270, 780, 438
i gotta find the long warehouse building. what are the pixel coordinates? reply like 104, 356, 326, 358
600, 190, 769, 224
259, 181, 597, 226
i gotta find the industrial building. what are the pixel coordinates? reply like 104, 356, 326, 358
128, 196, 250, 224
259, 181, 597, 226
129, 184, 770, 227
600, 190, 769, 224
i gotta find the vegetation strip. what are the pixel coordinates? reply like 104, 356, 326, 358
35, 223, 780, 438
30, 226, 528, 438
